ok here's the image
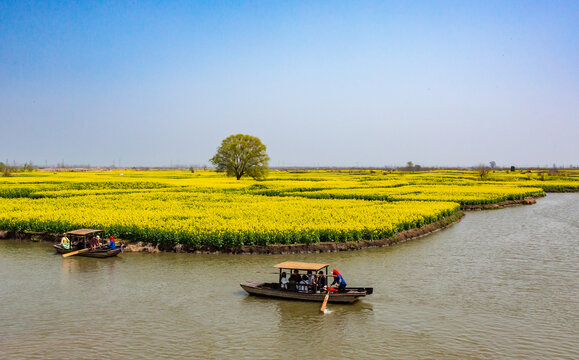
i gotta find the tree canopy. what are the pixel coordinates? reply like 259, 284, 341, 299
209, 134, 270, 180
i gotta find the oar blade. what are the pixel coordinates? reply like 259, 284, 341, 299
62, 248, 90, 258
320, 292, 330, 312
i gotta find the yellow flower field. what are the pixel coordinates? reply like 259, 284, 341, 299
286, 184, 545, 204
0, 169, 575, 247
0, 191, 458, 246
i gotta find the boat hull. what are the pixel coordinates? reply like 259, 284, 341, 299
240, 281, 371, 303
54, 245, 121, 258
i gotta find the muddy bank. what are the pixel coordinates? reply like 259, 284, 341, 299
460, 196, 538, 211
540, 188, 579, 193
0, 230, 60, 242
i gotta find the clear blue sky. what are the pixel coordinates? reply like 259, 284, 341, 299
1, 0, 577, 168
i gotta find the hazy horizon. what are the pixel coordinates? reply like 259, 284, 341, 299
1, 1, 577, 168
3, 161, 578, 170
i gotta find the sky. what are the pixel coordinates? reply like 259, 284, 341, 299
1, 0, 578, 168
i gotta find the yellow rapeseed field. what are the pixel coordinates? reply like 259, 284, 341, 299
0, 169, 575, 247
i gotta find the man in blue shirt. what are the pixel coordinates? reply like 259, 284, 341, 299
331, 269, 347, 292
108, 236, 116, 250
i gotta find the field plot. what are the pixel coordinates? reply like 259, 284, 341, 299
0, 169, 576, 248
284, 184, 544, 205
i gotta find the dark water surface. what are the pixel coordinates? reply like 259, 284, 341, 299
1, 194, 577, 359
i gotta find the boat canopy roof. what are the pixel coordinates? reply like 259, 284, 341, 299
274, 261, 330, 272
66, 229, 104, 236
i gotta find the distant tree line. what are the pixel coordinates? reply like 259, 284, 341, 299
0, 161, 36, 176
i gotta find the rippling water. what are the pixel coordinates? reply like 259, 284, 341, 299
1, 194, 577, 359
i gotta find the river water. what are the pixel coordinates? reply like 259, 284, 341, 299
0, 194, 577, 359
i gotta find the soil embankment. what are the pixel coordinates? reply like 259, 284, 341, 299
0, 230, 59, 242
460, 196, 537, 211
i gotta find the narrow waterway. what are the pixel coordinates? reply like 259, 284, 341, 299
0, 194, 577, 359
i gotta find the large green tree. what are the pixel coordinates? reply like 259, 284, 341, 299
210, 134, 270, 180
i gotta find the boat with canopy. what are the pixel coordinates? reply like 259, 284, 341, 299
53, 229, 122, 258
240, 261, 372, 303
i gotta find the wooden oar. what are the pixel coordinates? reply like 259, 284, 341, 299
320, 286, 330, 312
62, 248, 90, 258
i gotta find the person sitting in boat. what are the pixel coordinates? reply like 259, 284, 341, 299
307, 270, 317, 292
289, 269, 301, 282
108, 236, 116, 250
280, 272, 289, 290
89, 236, 100, 250
298, 275, 309, 293
288, 269, 301, 291
316, 271, 327, 293
60, 235, 71, 250
307, 270, 315, 285
331, 269, 347, 293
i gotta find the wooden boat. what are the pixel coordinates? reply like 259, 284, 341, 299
54, 244, 122, 258
241, 261, 372, 304
54, 228, 122, 258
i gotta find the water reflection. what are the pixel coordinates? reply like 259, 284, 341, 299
60, 256, 121, 274
241, 291, 374, 315
239, 291, 375, 357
